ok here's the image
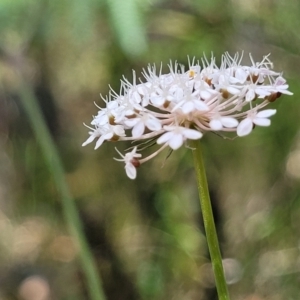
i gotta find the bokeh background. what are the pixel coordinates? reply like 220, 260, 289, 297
0, 0, 300, 299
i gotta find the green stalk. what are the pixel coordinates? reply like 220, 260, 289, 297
191, 139, 230, 300
18, 82, 106, 300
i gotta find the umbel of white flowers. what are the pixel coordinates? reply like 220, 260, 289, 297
82, 52, 293, 179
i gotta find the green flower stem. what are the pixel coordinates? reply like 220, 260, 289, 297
191, 139, 230, 300
18, 82, 106, 300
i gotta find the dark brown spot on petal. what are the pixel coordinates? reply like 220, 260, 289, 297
221, 89, 229, 99
109, 115, 116, 125
163, 100, 171, 109
131, 158, 140, 168
265, 92, 281, 102
126, 113, 137, 119
110, 134, 120, 142
204, 77, 212, 86
252, 74, 259, 83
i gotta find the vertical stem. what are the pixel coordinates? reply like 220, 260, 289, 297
18, 82, 106, 300
191, 139, 230, 300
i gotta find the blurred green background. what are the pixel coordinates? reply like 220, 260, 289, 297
0, 0, 299, 299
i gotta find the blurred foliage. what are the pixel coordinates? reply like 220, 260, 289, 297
0, 0, 300, 299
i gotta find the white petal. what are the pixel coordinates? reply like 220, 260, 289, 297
237, 118, 253, 137
200, 90, 211, 100
235, 68, 247, 83
277, 84, 289, 89
114, 125, 125, 136
274, 76, 286, 86
107, 100, 119, 109
220, 117, 239, 128
172, 101, 184, 112
125, 163, 137, 179
278, 88, 293, 95
157, 132, 173, 145
246, 89, 255, 102
182, 102, 194, 114
124, 118, 139, 128
131, 91, 141, 103
210, 119, 223, 130
91, 115, 108, 126
137, 84, 147, 95
194, 100, 209, 111
253, 118, 271, 127
169, 134, 183, 150
174, 88, 184, 99
146, 118, 162, 131
132, 122, 145, 138
95, 132, 113, 149
150, 95, 164, 106
82, 135, 96, 147
227, 86, 240, 95
256, 109, 276, 118
183, 128, 203, 139
229, 76, 240, 84
255, 88, 271, 97
125, 109, 135, 117
95, 135, 106, 149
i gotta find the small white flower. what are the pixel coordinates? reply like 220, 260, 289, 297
114, 147, 142, 179
91, 100, 119, 126
82, 128, 102, 147
82, 124, 125, 149
237, 109, 276, 137
270, 76, 293, 95
214, 74, 241, 95
193, 77, 217, 100
245, 83, 271, 102
157, 125, 202, 150
150, 86, 174, 107
124, 113, 162, 138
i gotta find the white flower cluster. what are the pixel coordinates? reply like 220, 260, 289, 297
83, 52, 292, 179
